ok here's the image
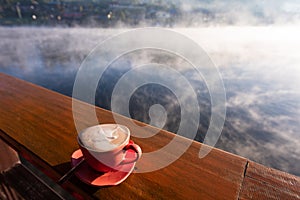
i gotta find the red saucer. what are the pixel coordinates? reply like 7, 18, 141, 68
71, 140, 136, 186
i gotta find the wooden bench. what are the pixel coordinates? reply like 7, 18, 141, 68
0, 72, 299, 199
0, 138, 74, 200
0, 162, 71, 200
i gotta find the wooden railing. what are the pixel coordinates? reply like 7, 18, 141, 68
0, 72, 299, 199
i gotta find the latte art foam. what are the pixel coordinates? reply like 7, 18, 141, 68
79, 125, 128, 151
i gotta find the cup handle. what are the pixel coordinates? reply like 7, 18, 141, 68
121, 143, 142, 165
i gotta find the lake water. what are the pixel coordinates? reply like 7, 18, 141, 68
0, 26, 299, 176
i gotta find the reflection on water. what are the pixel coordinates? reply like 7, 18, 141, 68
0, 27, 299, 176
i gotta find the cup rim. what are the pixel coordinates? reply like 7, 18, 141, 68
77, 124, 130, 153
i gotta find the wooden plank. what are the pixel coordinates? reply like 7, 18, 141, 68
0, 72, 248, 199
0, 175, 24, 200
240, 161, 300, 199
0, 138, 20, 172
0, 164, 65, 200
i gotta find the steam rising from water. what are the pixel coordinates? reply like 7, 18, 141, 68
177, 0, 300, 26
0, 26, 299, 175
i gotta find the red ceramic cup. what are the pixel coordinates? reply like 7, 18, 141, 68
77, 124, 142, 173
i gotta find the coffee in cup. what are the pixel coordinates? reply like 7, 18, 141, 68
78, 124, 142, 172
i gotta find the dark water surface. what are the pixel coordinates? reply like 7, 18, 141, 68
0, 27, 299, 176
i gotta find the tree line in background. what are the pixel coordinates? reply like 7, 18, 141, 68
0, 0, 181, 27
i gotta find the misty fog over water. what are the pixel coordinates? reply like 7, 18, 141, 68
0, 26, 299, 176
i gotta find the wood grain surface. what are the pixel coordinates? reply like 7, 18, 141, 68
0, 73, 299, 199
240, 161, 300, 199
